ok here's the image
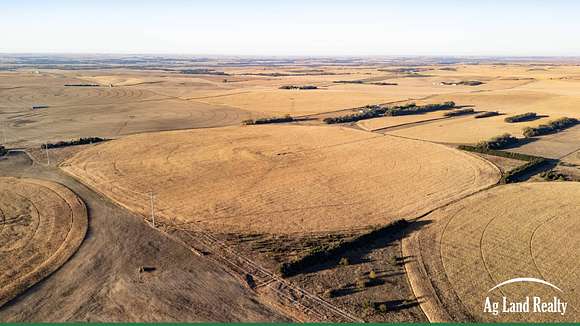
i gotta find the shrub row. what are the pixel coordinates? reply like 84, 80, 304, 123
323, 106, 386, 124
441, 80, 484, 86
41, 137, 108, 149
243, 115, 294, 125
279, 85, 318, 90
322, 102, 457, 124
180, 69, 228, 76
522, 117, 578, 137
278, 219, 408, 277
540, 170, 568, 181
443, 108, 475, 117
501, 158, 547, 184
384, 101, 456, 116
504, 112, 537, 123
333, 80, 364, 84
64, 84, 99, 87
474, 111, 499, 119
474, 133, 519, 150
370, 82, 398, 86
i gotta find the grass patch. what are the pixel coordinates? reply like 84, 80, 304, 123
522, 117, 578, 137
339, 257, 350, 266
504, 112, 537, 123
278, 219, 408, 277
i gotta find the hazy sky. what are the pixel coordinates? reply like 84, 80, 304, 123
2, 0, 580, 56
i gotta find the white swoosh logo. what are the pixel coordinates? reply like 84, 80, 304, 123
488, 277, 563, 292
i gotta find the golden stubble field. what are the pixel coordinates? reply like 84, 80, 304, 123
2, 63, 579, 148
404, 182, 580, 322
0, 177, 87, 307
62, 125, 499, 234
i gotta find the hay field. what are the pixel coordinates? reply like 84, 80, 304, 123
405, 183, 580, 322
0, 177, 87, 307
62, 125, 499, 234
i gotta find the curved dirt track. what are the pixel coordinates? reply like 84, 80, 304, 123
0, 177, 87, 307
62, 125, 500, 234
404, 182, 580, 322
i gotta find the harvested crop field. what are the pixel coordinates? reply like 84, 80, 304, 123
510, 125, 580, 159
356, 111, 446, 131
0, 177, 87, 307
62, 125, 500, 234
0, 72, 257, 147
384, 114, 555, 144
404, 183, 580, 322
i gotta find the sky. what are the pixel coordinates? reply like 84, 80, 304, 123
1, 0, 580, 56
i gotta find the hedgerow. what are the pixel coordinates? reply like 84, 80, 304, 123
243, 115, 294, 125
474, 133, 519, 150
443, 108, 475, 117
323, 101, 456, 124
41, 137, 108, 149
457, 144, 549, 183
522, 117, 578, 137
278, 219, 408, 277
504, 112, 537, 123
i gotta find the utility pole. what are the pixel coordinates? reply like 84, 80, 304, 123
1, 121, 6, 144
149, 191, 155, 228
44, 142, 50, 166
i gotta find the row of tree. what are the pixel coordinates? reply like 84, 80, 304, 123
242, 115, 294, 125
443, 108, 475, 117
41, 137, 107, 149
475, 133, 519, 150
278, 219, 408, 277
279, 85, 318, 90
522, 117, 578, 137
323, 101, 457, 124
504, 112, 537, 123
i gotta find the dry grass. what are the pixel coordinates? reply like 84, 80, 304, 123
0, 177, 87, 307
62, 125, 499, 234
